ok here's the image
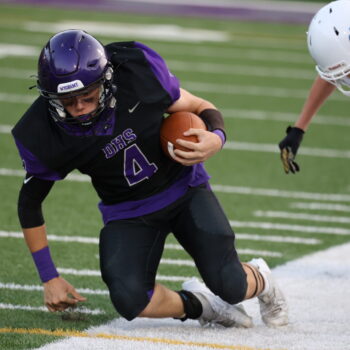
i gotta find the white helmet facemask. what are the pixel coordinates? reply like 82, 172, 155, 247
307, 0, 350, 96
330, 75, 350, 96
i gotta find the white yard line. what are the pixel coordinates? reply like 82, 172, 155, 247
0, 63, 314, 80
57, 250, 281, 278
36, 242, 350, 350
237, 249, 281, 257
3, 105, 350, 131
0, 92, 36, 104
0, 125, 12, 133
0, 86, 347, 106
211, 184, 350, 202
254, 210, 350, 224
4, 120, 350, 156
161, 259, 195, 266
229, 220, 350, 235
2, 167, 350, 201
0, 43, 39, 59
236, 233, 320, 245
221, 108, 350, 127
0, 303, 105, 315
168, 60, 314, 80
22, 20, 308, 50
0, 42, 308, 64
166, 233, 321, 246
224, 141, 350, 158
3, 123, 350, 157
0, 229, 318, 253
0, 231, 100, 244
24, 21, 230, 43
0, 168, 89, 182
184, 81, 347, 101
154, 44, 310, 63
0, 42, 309, 68
2, 168, 350, 204
290, 201, 350, 212
56, 268, 189, 282
0, 282, 109, 295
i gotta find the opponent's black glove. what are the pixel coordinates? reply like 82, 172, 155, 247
278, 126, 304, 174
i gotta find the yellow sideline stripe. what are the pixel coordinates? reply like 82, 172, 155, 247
0, 327, 286, 350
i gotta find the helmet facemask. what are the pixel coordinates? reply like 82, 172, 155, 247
42, 66, 116, 127
315, 61, 350, 96
328, 76, 350, 97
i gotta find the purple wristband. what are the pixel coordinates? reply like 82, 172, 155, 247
32, 246, 59, 283
213, 129, 226, 147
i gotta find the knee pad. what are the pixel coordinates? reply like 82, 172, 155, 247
104, 277, 150, 321
204, 259, 247, 305
219, 260, 247, 304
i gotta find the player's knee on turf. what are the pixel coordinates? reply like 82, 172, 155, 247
101, 273, 150, 321
221, 261, 247, 304
205, 260, 247, 305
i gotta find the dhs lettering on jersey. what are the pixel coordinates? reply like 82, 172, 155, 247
102, 128, 137, 159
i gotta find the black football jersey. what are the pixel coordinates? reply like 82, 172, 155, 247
12, 41, 210, 222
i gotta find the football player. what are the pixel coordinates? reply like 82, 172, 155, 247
13, 30, 287, 328
279, 0, 349, 174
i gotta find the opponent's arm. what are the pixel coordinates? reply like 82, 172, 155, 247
278, 77, 336, 174
166, 88, 225, 165
19, 175, 86, 311
295, 76, 336, 131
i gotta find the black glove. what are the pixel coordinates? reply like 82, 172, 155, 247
278, 126, 304, 174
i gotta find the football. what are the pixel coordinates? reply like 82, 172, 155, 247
160, 111, 207, 160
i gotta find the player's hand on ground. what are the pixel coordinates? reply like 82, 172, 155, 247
173, 129, 222, 165
44, 276, 86, 312
278, 126, 304, 174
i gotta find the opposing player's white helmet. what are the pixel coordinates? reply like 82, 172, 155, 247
307, 0, 350, 95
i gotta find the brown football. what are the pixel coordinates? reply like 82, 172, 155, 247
160, 111, 207, 160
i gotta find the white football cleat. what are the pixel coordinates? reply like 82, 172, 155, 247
249, 258, 288, 327
182, 278, 253, 328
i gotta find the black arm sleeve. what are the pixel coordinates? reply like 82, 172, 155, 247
198, 108, 226, 135
18, 174, 55, 229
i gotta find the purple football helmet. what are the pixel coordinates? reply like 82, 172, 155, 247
37, 29, 115, 126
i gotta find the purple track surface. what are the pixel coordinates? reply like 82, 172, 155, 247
2, 0, 316, 24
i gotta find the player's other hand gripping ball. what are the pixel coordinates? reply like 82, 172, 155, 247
160, 111, 207, 160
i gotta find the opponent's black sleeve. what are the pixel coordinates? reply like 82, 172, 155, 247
199, 109, 226, 137
18, 174, 55, 229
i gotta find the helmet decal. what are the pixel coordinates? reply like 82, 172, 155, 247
57, 80, 84, 93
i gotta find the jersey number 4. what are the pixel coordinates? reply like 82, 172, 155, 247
124, 144, 158, 186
